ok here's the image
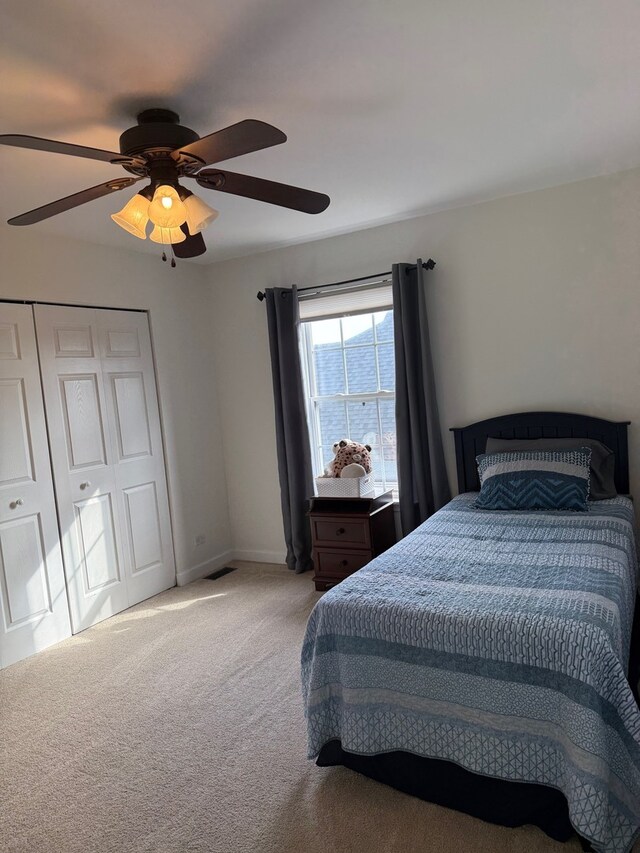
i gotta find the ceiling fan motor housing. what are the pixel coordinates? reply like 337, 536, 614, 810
119, 109, 200, 157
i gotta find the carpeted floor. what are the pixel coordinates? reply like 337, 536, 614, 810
1, 563, 630, 853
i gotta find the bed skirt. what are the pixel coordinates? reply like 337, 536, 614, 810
316, 740, 593, 849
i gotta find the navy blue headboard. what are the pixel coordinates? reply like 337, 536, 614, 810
450, 411, 630, 494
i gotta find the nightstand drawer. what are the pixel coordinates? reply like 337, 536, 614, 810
311, 516, 371, 549
314, 548, 371, 579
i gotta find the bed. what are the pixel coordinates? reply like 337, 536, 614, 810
302, 412, 640, 853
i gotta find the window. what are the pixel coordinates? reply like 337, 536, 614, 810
301, 307, 397, 492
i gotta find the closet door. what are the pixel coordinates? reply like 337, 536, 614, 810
0, 304, 71, 667
34, 305, 175, 632
35, 305, 129, 631
97, 309, 175, 607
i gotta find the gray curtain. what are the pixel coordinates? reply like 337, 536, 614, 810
265, 286, 314, 573
393, 259, 450, 535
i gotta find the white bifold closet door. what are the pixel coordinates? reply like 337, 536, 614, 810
34, 305, 175, 633
0, 304, 71, 667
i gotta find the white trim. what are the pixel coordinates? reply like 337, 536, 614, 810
232, 549, 287, 565
176, 550, 234, 586
177, 549, 289, 584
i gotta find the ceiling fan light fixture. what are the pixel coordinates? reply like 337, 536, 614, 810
110, 192, 150, 239
149, 224, 186, 245
2, 112, 329, 263
183, 193, 219, 234
148, 185, 187, 228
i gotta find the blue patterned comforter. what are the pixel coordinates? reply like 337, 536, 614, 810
302, 494, 640, 852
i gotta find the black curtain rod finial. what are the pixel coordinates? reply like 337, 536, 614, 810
255, 290, 288, 300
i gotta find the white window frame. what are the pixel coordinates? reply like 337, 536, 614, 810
300, 310, 398, 493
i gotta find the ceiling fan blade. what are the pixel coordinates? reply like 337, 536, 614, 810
0, 134, 132, 164
173, 224, 206, 258
195, 169, 330, 214
174, 120, 286, 167
7, 177, 141, 226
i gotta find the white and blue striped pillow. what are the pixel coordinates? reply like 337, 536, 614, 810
475, 447, 592, 511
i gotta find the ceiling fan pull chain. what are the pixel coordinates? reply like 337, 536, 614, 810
170, 243, 177, 268
161, 251, 167, 262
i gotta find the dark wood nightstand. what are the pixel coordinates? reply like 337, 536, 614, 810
308, 491, 396, 591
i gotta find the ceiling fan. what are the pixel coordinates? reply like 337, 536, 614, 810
0, 109, 331, 261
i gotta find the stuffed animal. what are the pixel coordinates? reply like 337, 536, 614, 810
324, 439, 373, 478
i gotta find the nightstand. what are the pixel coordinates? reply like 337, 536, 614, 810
308, 491, 396, 591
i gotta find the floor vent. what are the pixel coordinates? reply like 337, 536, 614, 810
204, 567, 238, 581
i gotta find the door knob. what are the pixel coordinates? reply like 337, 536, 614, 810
80, 481, 91, 490
10, 498, 24, 509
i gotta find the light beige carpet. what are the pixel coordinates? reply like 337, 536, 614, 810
1, 563, 630, 853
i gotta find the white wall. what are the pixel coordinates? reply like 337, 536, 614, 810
207, 167, 640, 560
0, 226, 232, 583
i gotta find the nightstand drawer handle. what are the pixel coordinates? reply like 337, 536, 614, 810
336, 527, 345, 535
340, 560, 348, 567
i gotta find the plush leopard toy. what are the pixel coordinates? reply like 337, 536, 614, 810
324, 438, 373, 478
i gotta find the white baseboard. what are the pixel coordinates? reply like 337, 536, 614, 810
231, 549, 287, 566
176, 549, 234, 586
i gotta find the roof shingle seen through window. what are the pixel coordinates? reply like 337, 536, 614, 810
313, 312, 394, 396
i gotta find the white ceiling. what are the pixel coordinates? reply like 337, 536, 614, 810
1, 0, 639, 264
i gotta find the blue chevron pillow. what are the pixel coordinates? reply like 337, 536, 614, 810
475, 448, 591, 511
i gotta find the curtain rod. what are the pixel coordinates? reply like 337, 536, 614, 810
256, 259, 436, 301
0, 297, 147, 313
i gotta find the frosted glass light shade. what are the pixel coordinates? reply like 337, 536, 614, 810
149, 225, 186, 245
148, 185, 187, 228
110, 193, 150, 239
183, 194, 219, 234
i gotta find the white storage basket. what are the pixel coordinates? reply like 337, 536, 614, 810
314, 474, 375, 498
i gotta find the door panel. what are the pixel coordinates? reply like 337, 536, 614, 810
0, 379, 34, 484
104, 328, 141, 358
59, 374, 108, 469
0, 513, 50, 624
123, 482, 163, 574
110, 372, 152, 459
53, 325, 95, 357
35, 304, 175, 630
0, 321, 21, 359
74, 494, 121, 590
0, 304, 71, 668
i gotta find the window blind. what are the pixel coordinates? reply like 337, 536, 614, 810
298, 280, 393, 322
